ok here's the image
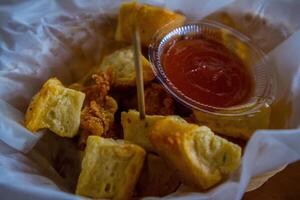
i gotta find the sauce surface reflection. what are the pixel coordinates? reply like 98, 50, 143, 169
162, 38, 253, 108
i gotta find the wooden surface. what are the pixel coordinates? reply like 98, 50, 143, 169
243, 161, 300, 200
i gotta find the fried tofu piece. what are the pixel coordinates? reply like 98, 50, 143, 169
149, 117, 241, 190
116, 2, 186, 46
136, 153, 181, 197
76, 136, 146, 200
121, 110, 164, 152
25, 78, 85, 137
193, 105, 271, 140
121, 110, 163, 152
98, 46, 154, 87
121, 110, 186, 152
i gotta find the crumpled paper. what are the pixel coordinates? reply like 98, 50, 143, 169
0, 0, 300, 199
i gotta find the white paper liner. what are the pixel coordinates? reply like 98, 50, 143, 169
0, 0, 300, 199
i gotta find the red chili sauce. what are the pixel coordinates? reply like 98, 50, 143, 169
161, 37, 253, 108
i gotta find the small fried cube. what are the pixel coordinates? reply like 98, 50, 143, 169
25, 78, 85, 137
121, 110, 164, 152
98, 46, 154, 87
76, 136, 146, 200
121, 110, 186, 152
115, 2, 186, 46
149, 117, 241, 190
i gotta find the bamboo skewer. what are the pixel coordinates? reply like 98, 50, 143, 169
132, 14, 146, 120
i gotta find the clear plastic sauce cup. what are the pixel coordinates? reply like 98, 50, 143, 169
149, 20, 276, 139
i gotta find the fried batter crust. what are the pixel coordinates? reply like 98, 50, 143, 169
78, 73, 118, 149
144, 83, 174, 115
122, 83, 174, 116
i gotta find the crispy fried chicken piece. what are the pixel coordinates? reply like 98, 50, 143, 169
81, 100, 112, 136
78, 73, 118, 149
82, 73, 111, 105
122, 83, 174, 115
144, 83, 174, 115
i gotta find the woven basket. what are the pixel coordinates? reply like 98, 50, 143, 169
246, 166, 286, 192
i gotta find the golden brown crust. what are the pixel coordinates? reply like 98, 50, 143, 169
121, 110, 165, 152
82, 73, 111, 105
116, 2, 186, 46
78, 73, 118, 148
76, 136, 146, 200
80, 101, 110, 136
144, 83, 174, 115
122, 83, 175, 116
24, 78, 85, 137
149, 117, 241, 190
98, 46, 154, 87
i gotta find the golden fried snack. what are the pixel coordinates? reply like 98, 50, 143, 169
115, 2, 186, 46
78, 73, 118, 149
144, 83, 174, 115
98, 46, 154, 87
121, 110, 164, 152
25, 78, 85, 137
76, 136, 146, 200
82, 73, 111, 104
149, 117, 241, 190
122, 83, 174, 115
121, 110, 186, 152
80, 97, 117, 136
193, 105, 271, 140
136, 153, 181, 197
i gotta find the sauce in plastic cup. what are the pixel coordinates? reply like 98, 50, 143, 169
149, 20, 275, 139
